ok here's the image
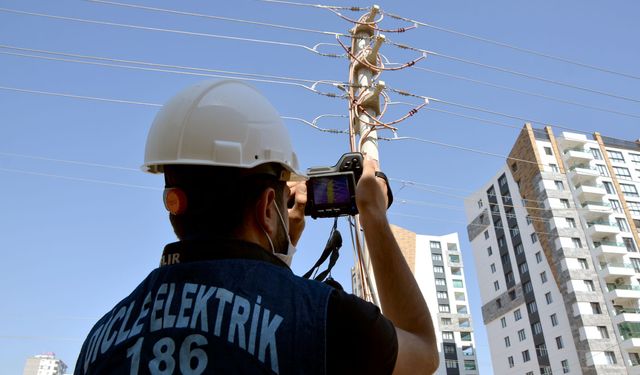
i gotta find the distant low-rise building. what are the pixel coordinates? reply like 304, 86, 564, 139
23, 353, 67, 375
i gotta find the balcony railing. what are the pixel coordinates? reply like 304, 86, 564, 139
615, 308, 640, 315
607, 284, 640, 292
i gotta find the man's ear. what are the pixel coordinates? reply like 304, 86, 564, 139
255, 187, 278, 236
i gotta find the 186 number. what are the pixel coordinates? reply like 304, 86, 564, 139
126, 334, 208, 375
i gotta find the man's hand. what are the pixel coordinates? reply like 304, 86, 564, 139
355, 157, 388, 223
287, 181, 307, 246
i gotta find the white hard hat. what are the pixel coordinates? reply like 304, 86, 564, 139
143, 80, 305, 180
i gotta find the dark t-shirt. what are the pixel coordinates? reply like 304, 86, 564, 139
75, 239, 397, 374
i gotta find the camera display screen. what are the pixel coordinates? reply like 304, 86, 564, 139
311, 175, 352, 206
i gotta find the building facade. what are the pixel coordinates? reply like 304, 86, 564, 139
465, 124, 640, 374
354, 226, 478, 374
23, 353, 68, 375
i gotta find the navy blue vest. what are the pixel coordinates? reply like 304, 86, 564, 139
75, 241, 333, 375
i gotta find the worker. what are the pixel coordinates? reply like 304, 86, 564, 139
74, 80, 438, 374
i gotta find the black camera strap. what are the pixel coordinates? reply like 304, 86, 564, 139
303, 218, 342, 281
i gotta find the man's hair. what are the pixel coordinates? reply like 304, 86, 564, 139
164, 164, 285, 240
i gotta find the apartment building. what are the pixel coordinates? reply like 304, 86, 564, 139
22, 353, 68, 375
354, 226, 478, 375
465, 124, 640, 374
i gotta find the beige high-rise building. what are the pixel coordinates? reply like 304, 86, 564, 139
23, 353, 67, 375
465, 124, 640, 374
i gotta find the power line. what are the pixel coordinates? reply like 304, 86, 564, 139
0, 7, 344, 58
0, 86, 162, 107
0, 152, 138, 172
85, 0, 348, 37
414, 66, 640, 120
388, 40, 640, 104
383, 11, 640, 81
258, 0, 366, 11
0, 49, 346, 99
0, 167, 161, 190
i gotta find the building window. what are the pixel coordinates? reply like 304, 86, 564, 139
617, 218, 630, 232
537, 343, 548, 358
566, 217, 576, 228
501, 317, 507, 328
607, 150, 625, 163
494, 280, 500, 291
584, 280, 595, 291
544, 147, 552, 156
461, 332, 472, 341
490, 263, 496, 273
535, 251, 542, 263
527, 300, 538, 314
439, 304, 450, 313
545, 292, 553, 304
437, 291, 448, 299
515, 243, 524, 255
610, 199, 622, 213
435, 278, 446, 286
514, 309, 522, 321
507, 356, 514, 368
432, 253, 443, 262
498, 236, 506, 247
526, 215, 533, 225
433, 266, 444, 273
443, 343, 455, 354
518, 329, 526, 341
603, 181, 615, 194
631, 153, 640, 164
555, 180, 565, 191
532, 321, 543, 335
561, 359, 569, 373
531, 233, 538, 243
487, 246, 493, 256
430, 241, 441, 250
614, 166, 632, 180
591, 302, 602, 314
573, 238, 583, 248
445, 359, 458, 369
477, 199, 483, 208
621, 183, 639, 197
628, 201, 640, 216
501, 253, 510, 265
504, 336, 511, 347
449, 254, 460, 263
484, 230, 490, 239
524, 281, 533, 294
596, 164, 609, 177
496, 298, 502, 308
499, 174, 508, 187
519, 262, 529, 274
442, 331, 454, 340
591, 148, 603, 160
605, 351, 617, 365
522, 350, 530, 362
550, 163, 559, 172
506, 271, 515, 285
464, 360, 476, 371
441, 317, 452, 326
541, 271, 548, 283
555, 335, 564, 349
561, 198, 570, 208
578, 258, 589, 269
452, 279, 463, 288
624, 237, 637, 252
630, 352, 640, 366
551, 313, 558, 327
598, 326, 609, 339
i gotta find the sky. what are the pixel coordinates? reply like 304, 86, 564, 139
0, 0, 638, 373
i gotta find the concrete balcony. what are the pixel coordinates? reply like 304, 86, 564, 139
587, 222, 621, 240
569, 165, 600, 184
594, 242, 629, 257
606, 284, 640, 302
556, 132, 590, 148
599, 263, 636, 280
575, 184, 607, 201
621, 338, 640, 351
564, 149, 594, 163
582, 201, 613, 220
613, 309, 640, 325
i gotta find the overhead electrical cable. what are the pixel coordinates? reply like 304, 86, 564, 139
388, 40, 640, 104
85, 0, 348, 37
383, 12, 640, 81
0, 8, 344, 58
